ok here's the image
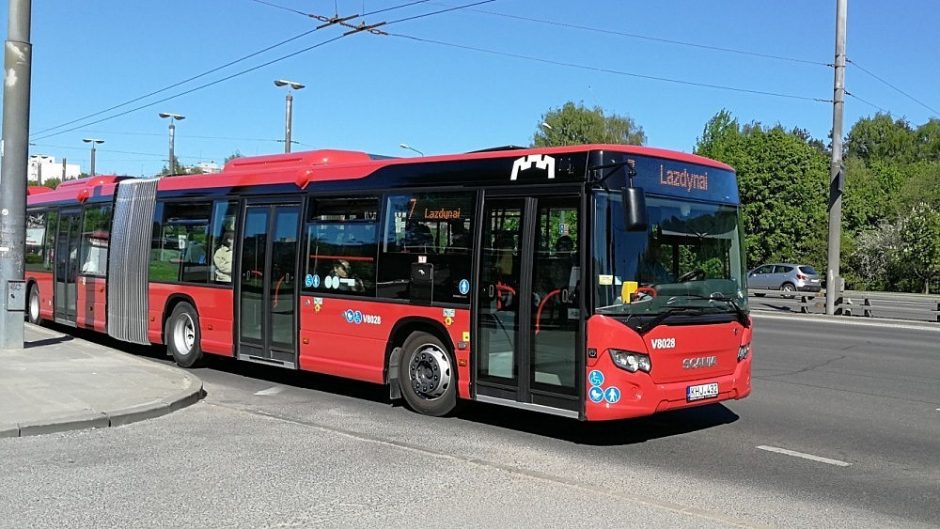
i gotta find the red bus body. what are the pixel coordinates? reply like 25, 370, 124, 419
25, 145, 752, 421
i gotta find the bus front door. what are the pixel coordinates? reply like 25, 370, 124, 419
237, 202, 301, 368
474, 194, 582, 418
54, 210, 82, 326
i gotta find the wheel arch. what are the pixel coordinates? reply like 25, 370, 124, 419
161, 293, 199, 344
384, 317, 454, 385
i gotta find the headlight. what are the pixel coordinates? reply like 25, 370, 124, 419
738, 343, 751, 361
609, 349, 651, 373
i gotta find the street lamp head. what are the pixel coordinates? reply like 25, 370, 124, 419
540, 122, 553, 131
275, 79, 305, 90
159, 112, 185, 121
82, 138, 105, 145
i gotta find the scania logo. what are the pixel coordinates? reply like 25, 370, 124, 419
682, 356, 717, 369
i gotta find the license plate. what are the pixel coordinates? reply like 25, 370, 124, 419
686, 382, 719, 402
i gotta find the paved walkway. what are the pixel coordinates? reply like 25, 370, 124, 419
0, 324, 203, 438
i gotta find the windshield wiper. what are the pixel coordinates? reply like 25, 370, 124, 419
664, 293, 750, 327
637, 306, 703, 335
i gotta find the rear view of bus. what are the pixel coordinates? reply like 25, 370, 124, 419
585, 149, 751, 420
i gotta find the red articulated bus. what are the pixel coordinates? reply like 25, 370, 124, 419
25, 145, 752, 420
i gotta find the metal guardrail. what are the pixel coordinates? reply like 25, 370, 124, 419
748, 289, 940, 323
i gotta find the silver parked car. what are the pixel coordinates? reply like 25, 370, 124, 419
748, 263, 822, 296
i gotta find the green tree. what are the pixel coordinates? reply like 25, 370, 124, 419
533, 101, 645, 147
224, 151, 243, 165
695, 111, 829, 269
897, 203, 940, 294
27, 178, 62, 189
160, 156, 204, 176
844, 113, 917, 162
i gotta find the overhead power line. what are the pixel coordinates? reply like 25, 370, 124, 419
845, 91, 889, 114
388, 32, 831, 103
32, 0, 439, 138
434, 3, 831, 67
847, 59, 939, 116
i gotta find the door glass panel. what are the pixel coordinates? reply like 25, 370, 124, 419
478, 200, 524, 382
240, 208, 268, 344
530, 198, 579, 393
270, 207, 299, 349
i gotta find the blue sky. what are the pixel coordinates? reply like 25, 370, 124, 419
4, 0, 938, 176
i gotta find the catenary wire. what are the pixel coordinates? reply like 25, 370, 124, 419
847, 59, 939, 116
32, 0, 437, 138
442, 4, 831, 67
388, 32, 831, 103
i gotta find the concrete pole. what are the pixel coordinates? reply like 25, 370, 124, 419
90, 144, 97, 176
62, 157, 67, 181
168, 121, 176, 175
0, 0, 32, 350
284, 91, 293, 153
825, 0, 847, 316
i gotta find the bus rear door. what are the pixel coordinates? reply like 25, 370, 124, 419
54, 209, 82, 325
236, 201, 302, 368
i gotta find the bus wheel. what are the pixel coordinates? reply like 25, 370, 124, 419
27, 285, 42, 324
166, 302, 205, 368
398, 331, 456, 417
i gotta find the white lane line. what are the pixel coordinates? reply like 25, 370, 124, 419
757, 445, 851, 467
254, 386, 286, 396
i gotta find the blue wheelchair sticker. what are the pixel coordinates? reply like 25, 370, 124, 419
588, 370, 604, 387
304, 274, 314, 288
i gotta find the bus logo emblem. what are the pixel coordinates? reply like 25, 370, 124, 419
510, 154, 556, 181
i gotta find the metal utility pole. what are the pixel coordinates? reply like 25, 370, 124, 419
159, 112, 185, 174
274, 79, 305, 153
62, 157, 67, 181
83, 138, 104, 176
0, 0, 32, 351
826, 0, 847, 316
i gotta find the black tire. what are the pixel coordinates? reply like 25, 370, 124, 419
165, 302, 205, 368
753, 292, 766, 298
27, 284, 42, 324
781, 282, 796, 299
398, 331, 457, 417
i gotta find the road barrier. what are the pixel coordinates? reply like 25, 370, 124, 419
748, 288, 940, 323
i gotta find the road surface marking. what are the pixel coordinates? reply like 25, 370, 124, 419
254, 386, 285, 396
757, 445, 851, 467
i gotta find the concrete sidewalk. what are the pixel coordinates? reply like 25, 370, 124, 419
1, 324, 204, 438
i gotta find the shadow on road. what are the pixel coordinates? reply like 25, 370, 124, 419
23, 334, 73, 348
456, 401, 739, 446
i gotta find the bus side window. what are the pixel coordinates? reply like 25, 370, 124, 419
79, 204, 112, 277
25, 209, 47, 273
209, 200, 239, 284
149, 201, 212, 283
304, 197, 378, 297
379, 191, 475, 304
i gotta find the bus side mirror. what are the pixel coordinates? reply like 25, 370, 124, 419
623, 187, 648, 232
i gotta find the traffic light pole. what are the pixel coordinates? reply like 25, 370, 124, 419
0, 0, 32, 350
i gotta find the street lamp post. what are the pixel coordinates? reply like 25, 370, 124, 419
29, 154, 50, 185
82, 138, 104, 176
159, 112, 185, 174
274, 79, 304, 153
399, 143, 424, 156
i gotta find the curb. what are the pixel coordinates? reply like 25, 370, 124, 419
3, 373, 205, 438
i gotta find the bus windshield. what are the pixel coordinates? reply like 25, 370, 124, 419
593, 192, 748, 318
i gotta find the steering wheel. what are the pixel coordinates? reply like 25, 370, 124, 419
677, 268, 705, 282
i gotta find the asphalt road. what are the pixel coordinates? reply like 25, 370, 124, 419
1, 315, 938, 528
